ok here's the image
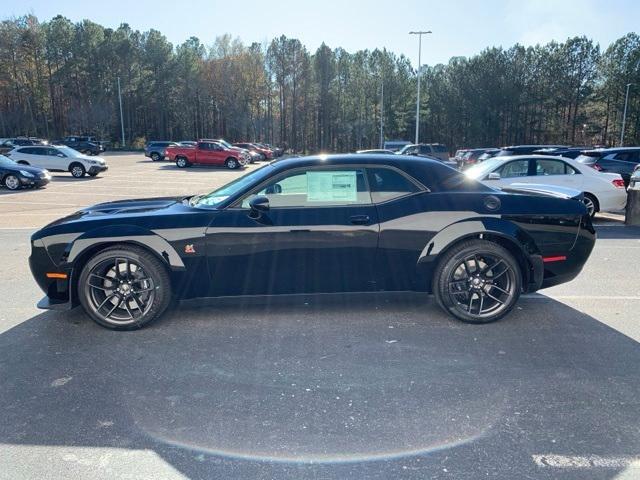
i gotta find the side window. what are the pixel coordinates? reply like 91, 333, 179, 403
499, 159, 530, 178
49, 148, 63, 156
403, 146, 418, 155
367, 167, 420, 203
418, 145, 432, 155
241, 168, 370, 208
615, 152, 639, 163
433, 145, 448, 153
17, 147, 34, 155
535, 159, 568, 176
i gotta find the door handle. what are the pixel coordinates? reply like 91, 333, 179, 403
349, 214, 370, 225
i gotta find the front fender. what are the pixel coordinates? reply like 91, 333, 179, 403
418, 217, 541, 263
66, 224, 185, 270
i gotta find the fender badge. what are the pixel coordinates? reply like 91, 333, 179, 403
184, 244, 196, 254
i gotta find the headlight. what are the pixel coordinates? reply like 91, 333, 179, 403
87, 160, 99, 165
19, 170, 34, 178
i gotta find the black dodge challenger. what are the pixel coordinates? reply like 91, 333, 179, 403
30, 154, 595, 330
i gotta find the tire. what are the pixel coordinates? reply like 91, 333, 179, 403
3, 174, 20, 190
70, 163, 86, 178
77, 245, 172, 330
151, 152, 161, 162
583, 193, 598, 218
225, 157, 240, 170
433, 239, 522, 324
176, 156, 190, 168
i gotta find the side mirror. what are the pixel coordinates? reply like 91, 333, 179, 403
249, 196, 269, 217
487, 172, 501, 180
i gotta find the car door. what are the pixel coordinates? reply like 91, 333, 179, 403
194, 142, 217, 165
204, 166, 379, 296
531, 158, 584, 189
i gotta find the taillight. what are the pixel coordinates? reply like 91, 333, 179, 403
612, 178, 625, 188
591, 163, 602, 171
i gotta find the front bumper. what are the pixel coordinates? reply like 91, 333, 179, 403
88, 164, 108, 175
19, 175, 51, 188
29, 239, 74, 310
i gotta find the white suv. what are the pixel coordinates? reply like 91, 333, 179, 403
7, 145, 108, 178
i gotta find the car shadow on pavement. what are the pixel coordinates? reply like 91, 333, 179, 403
1, 293, 639, 479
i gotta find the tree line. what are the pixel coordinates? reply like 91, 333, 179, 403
1, 14, 639, 152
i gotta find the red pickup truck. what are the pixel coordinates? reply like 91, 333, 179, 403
166, 140, 250, 169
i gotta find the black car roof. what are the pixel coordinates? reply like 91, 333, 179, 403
269, 153, 480, 192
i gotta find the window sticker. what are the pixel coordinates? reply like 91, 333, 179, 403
307, 171, 357, 202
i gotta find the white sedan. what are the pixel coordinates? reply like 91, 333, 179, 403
7, 145, 108, 178
465, 155, 627, 217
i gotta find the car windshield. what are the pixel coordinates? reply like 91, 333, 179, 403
55, 146, 80, 156
217, 139, 233, 149
0, 154, 15, 166
192, 164, 275, 207
464, 157, 504, 179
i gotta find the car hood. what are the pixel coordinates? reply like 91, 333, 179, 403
5, 163, 47, 175
79, 196, 183, 216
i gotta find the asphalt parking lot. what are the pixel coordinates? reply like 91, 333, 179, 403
1, 153, 639, 479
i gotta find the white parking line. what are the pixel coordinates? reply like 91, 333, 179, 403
532, 454, 640, 469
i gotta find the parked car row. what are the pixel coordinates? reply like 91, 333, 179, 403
144, 138, 284, 169
0, 143, 109, 189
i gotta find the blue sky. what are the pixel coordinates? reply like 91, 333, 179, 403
7, 0, 640, 66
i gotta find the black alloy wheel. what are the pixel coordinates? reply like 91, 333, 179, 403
78, 246, 172, 330
434, 240, 521, 323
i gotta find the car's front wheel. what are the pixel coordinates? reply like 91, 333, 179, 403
78, 245, 172, 330
3, 174, 20, 190
70, 163, 86, 178
176, 156, 190, 168
433, 239, 522, 324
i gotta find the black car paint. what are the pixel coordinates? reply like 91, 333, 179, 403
29, 154, 595, 311
0, 160, 50, 188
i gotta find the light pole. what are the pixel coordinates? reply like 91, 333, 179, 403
409, 30, 431, 144
117, 77, 125, 148
620, 82, 633, 147
379, 81, 384, 149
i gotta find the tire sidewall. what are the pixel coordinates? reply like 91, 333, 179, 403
70, 163, 86, 178
151, 152, 160, 161
4, 174, 20, 190
226, 158, 239, 169
176, 157, 189, 168
77, 246, 172, 330
434, 240, 522, 324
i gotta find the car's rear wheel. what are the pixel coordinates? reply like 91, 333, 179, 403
225, 157, 239, 169
433, 239, 521, 324
78, 245, 172, 330
583, 193, 598, 218
3, 175, 20, 190
70, 163, 86, 178
176, 156, 190, 168
151, 152, 161, 162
